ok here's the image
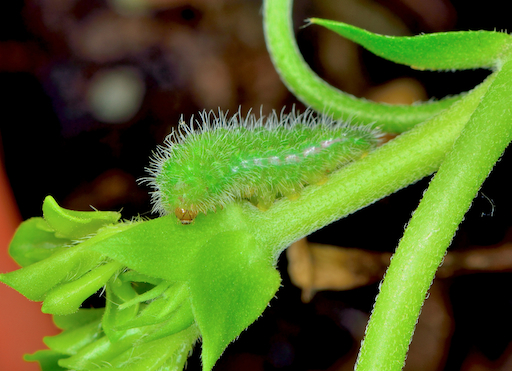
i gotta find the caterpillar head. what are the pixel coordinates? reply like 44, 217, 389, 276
174, 208, 198, 224
156, 175, 213, 224
142, 125, 220, 224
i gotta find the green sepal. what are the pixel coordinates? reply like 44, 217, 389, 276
42, 195, 121, 239
106, 325, 199, 371
53, 308, 105, 331
43, 317, 103, 355
188, 231, 281, 371
153, 300, 196, 336
24, 350, 68, 371
0, 244, 107, 301
57, 319, 198, 370
88, 204, 264, 283
42, 260, 124, 315
41, 306, 197, 370
8, 217, 70, 267
103, 278, 140, 342
119, 270, 164, 286
45, 309, 105, 359
310, 18, 512, 70
57, 328, 149, 369
1, 215, 136, 305
115, 282, 191, 330
118, 280, 173, 310
8, 199, 279, 370
90, 204, 281, 371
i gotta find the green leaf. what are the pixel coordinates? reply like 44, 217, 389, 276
119, 270, 164, 286
89, 205, 251, 281
8, 217, 70, 267
106, 325, 199, 371
118, 281, 172, 310
57, 320, 198, 370
43, 195, 121, 239
42, 260, 124, 315
151, 299, 195, 336
44, 317, 103, 355
90, 205, 281, 370
0, 243, 107, 301
57, 328, 149, 369
310, 18, 512, 71
43, 302, 197, 370
46, 310, 105, 357
115, 282, 190, 330
53, 308, 105, 330
103, 278, 139, 342
0, 212, 136, 303
188, 231, 281, 371
24, 350, 68, 371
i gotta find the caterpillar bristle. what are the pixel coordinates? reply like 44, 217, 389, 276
141, 107, 381, 224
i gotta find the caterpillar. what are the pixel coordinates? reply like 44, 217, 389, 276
143, 108, 381, 224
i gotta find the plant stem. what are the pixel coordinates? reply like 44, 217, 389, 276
251, 75, 495, 257
355, 58, 512, 371
263, 0, 462, 133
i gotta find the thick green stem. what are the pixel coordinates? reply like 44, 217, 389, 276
355, 58, 512, 371
263, 0, 462, 133
250, 75, 495, 257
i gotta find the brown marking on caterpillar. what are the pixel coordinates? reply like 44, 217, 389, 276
174, 208, 198, 224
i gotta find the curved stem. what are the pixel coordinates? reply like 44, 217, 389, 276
263, 0, 462, 133
355, 58, 512, 371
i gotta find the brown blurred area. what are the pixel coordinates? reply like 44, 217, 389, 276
1, 0, 512, 370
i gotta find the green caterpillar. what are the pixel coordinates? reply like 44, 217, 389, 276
144, 109, 381, 224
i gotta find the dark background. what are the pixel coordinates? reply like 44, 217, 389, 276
1, 1, 512, 370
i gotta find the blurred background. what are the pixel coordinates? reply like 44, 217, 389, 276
1, 0, 512, 370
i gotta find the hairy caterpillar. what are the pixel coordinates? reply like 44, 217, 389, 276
144, 109, 381, 224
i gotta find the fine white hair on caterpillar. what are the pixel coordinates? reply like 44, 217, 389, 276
140, 107, 381, 224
